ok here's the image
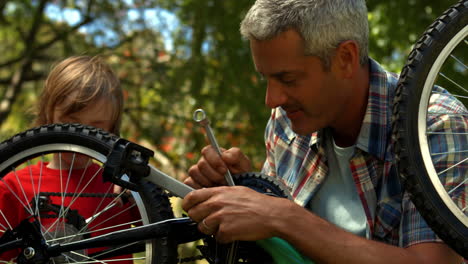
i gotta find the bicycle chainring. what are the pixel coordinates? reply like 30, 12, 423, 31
233, 172, 292, 199
198, 172, 292, 264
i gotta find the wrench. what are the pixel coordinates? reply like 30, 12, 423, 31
194, 109, 240, 263
193, 109, 235, 186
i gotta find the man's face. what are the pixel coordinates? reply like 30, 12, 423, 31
250, 29, 348, 135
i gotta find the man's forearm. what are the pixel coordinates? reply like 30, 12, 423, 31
272, 199, 462, 264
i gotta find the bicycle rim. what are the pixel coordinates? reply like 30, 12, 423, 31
0, 124, 176, 263
419, 24, 468, 227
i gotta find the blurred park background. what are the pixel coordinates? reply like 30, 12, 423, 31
0, 0, 458, 180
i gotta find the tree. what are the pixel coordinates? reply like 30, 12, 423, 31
0, 0, 457, 174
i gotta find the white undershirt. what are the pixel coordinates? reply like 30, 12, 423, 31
308, 135, 368, 238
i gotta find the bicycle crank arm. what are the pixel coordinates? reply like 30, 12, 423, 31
47, 217, 204, 257
147, 165, 194, 197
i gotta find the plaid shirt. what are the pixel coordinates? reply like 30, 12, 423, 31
261, 59, 467, 247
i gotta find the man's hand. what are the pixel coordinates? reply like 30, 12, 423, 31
182, 185, 289, 243
184, 146, 252, 188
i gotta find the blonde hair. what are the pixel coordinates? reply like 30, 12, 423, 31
35, 56, 123, 134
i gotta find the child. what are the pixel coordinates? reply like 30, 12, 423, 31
36, 55, 123, 135
0, 56, 137, 263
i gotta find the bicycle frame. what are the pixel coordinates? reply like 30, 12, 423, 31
102, 137, 194, 198
47, 218, 204, 258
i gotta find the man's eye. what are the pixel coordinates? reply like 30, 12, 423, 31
258, 74, 265, 82
281, 78, 296, 85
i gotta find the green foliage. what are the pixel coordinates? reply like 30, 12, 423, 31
367, 0, 455, 72
0, 0, 458, 175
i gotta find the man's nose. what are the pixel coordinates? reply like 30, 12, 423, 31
265, 80, 287, 109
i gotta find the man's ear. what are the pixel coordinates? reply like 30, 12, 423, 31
332, 40, 360, 79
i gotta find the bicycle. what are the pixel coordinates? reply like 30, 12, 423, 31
0, 1, 466, 263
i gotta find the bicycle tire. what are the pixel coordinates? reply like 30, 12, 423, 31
0, 123, 177, 263
392, 0, 468, 258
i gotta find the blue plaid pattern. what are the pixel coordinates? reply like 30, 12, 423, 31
261, 59, 467, 248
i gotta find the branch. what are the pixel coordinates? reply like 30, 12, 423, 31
35, 16, 93, 51
0, 71, 46, 84
0, 0, 48, 124
0, 0, 95, 68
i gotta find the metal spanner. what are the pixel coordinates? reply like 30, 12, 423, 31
193, 109, 235, 186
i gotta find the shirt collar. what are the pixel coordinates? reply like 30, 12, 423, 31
308, 59, 396, 161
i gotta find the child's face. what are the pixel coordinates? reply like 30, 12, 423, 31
50, 97, 116, 169
53, 97, 115, 132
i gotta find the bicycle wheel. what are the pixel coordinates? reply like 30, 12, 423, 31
0, 123, 177, 263
392, 0, 468, 258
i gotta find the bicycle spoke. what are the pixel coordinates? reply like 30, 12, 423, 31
61, 246, 145, 264
428, 112, 468, 116
36, 157, 45, 234
63, 251, 107, 264
91, 241, 143, 260
0, 210, 12, 231
62, 247, 145, 264
450, 54, 468, 70
58, 253, 89, 264
427, 131, 468, 135
462, 205, 468, 213
61, 164, 100, 212
83, 189, 133, 227
68, 257, 144, 264
86, 201, 137, 231
440, 157, 468, 177
447, 175, 468, 198
62, 153, 77, 211
438, 72, 468, 93
44, 165, 103, 235
46, 219, 143, 244
76, 184, 115, 234
86, 218, 142, 235
0, 172, 33, 215
26, 160, 39, 217
431, 91, 468, 100
55, 153, 65, 241
431, 149, 468, 156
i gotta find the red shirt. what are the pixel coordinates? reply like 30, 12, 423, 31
0, 162, 138, 263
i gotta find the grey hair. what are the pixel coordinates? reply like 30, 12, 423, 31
240, 0, 369, 68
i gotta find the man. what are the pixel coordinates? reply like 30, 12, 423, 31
182, 0, 463, 263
